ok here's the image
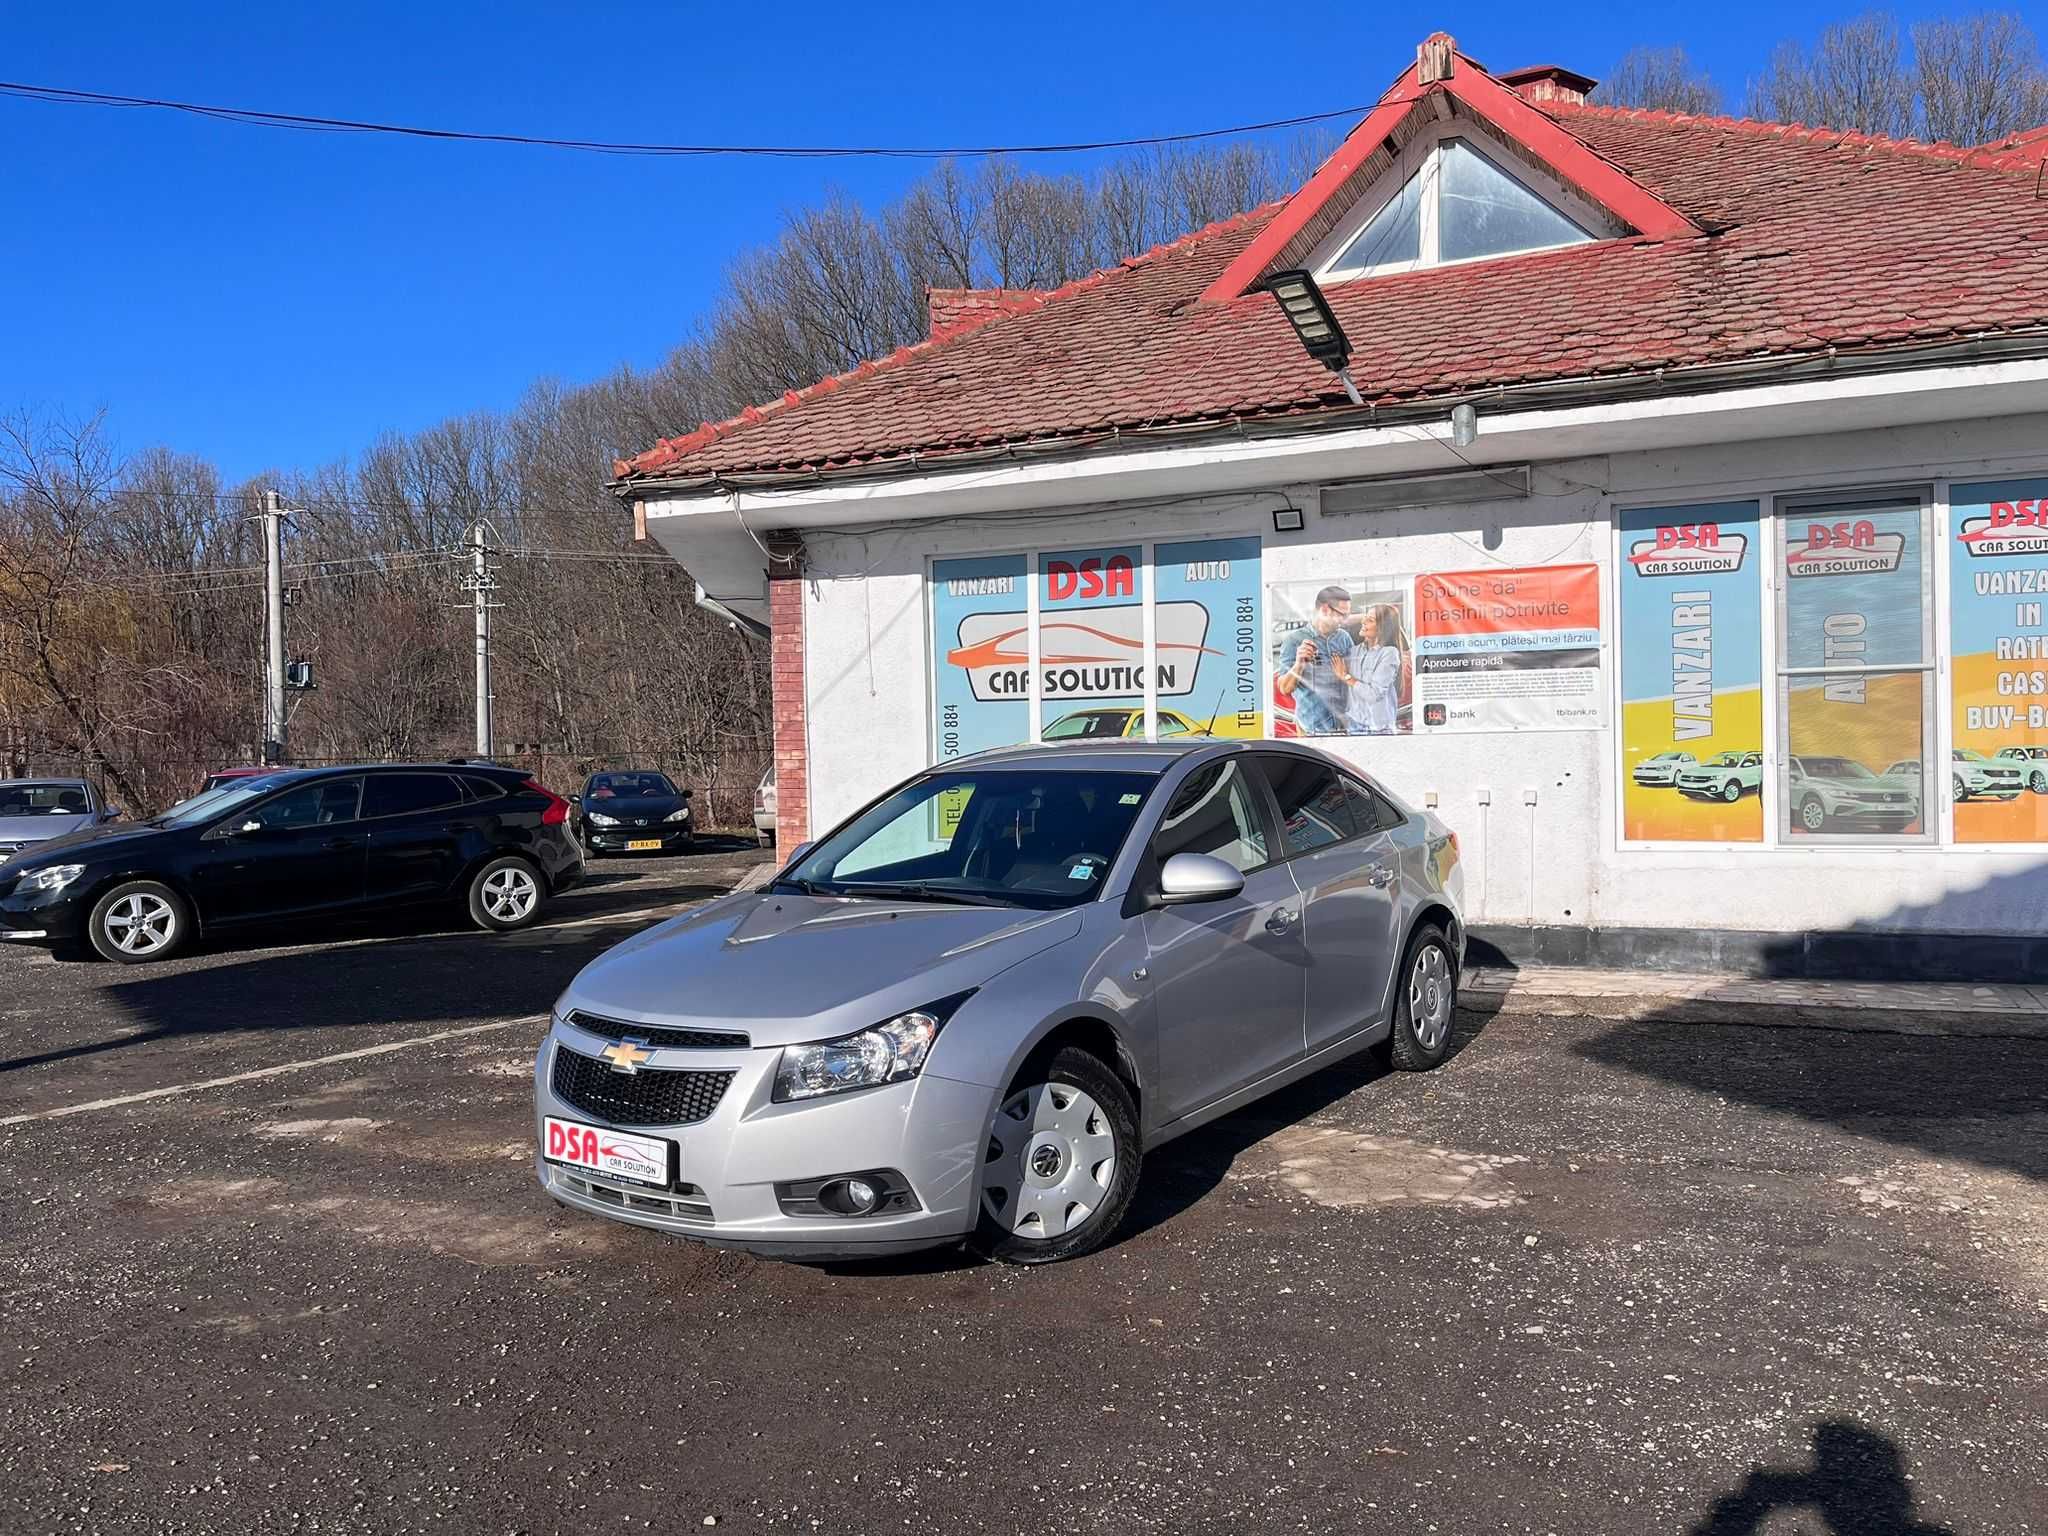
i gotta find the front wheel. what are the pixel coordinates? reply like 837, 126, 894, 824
1387, 924, 1457, 1071
1720, 780, 1741, 803
1953, 775, 1969, 803
2031, 771, 2047, 794
1799, 796, 1828, 832
467, 856, 545, 932
87, 880, 191, 964
972, 1046, 1140, 1266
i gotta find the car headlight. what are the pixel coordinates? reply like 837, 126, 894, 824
664, 807, 691, 823
22, 863, 84, 893
772, 994, 974, 1103
587, 812, 620, 827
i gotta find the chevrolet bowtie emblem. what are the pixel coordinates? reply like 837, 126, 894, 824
600, 1039, 654, 1074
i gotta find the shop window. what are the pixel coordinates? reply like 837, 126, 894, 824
1775, 491, 1934, 843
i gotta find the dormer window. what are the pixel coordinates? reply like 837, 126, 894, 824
1316, 125, 1602, 282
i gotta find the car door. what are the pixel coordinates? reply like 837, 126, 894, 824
1251, 753, 1405, 1054
191, 777, 367, 926
1140, 756, 1308, 1120
362, 772, 475, 905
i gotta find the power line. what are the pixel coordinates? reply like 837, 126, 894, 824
0, 78, 1373, 160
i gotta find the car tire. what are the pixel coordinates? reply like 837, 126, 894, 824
2032, 771, 2047, 795
1387, 923, 1458, 1072
1953, 775, 1969, 802
87, 880, 191, 964
972, 1044, 1141, 1267
467, 855, 545, 933
1720, 780, 1741, 803
1799, 796, 1827, 832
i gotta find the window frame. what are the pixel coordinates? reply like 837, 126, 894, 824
1149, 756, 1284, 880
1310, 119, 1608, 285
1772, 486, 1937, 848
235, 775, 365, 834
361, 770, 469, 822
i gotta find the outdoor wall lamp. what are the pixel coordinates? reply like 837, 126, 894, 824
1261, 270, 1364, 405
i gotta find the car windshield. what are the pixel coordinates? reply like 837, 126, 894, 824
1650, 752, 1688, 762
155, 774, 301, 828
778, 767, 1157, 909
1703, 754, 1742, 767
1803, 758, 1875, 780
0, 783, 90, 816
1041, 712, 1133, 740
1954, 749, 1992, 763
588, 772, 676, 798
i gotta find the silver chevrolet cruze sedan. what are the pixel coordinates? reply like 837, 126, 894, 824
535, 739, 1464, 1264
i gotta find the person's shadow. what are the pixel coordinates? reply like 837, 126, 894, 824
1692, 1421, 1955, 1535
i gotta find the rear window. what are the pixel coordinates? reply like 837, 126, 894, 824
364, 773, 466, 819
0, 784, 90, 816
460, 774, 508, 802
1254, 756, 1358, 856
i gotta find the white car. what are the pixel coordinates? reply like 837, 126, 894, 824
752, 766, 777, 849
1631, 750, 1698, 787
1992, 745, 2048, 794
1674, 751, 1762, 802
1950, 748, 2023, 801
1790, 756, 1918, 832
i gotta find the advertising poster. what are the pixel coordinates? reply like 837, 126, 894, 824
1618, 503, 1764, 841
1780, 502, 1928, 838
1268, 578, 1413, 737
1412, 564, 1603, 733
1035, 544, 1148, 738
1950, 477, 2048, 841
1154, 537, 1263, 737
930, 553, 1029, 762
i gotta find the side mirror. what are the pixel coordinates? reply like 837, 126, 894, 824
1157, 851, 1245, 905
781, 841, 814, 870
104, 807, 124, 822
680, 787, 695, 799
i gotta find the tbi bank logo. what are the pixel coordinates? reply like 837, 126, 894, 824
1783, 519, 1906, 577
1626, 521, 1748, 577
1957, 498, 2048, 558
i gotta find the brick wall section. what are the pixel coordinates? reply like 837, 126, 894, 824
767, 540, 808, 845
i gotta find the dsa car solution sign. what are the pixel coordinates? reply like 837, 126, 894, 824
1412, 564, 1603, 733
1951, 477, 2048, 842
1618, 503, 1764, 842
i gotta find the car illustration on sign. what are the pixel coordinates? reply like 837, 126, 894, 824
1042, 707, 1201, 740
1630, 750, 1698, 787
1950, 747, 2024, 801
1789, 757, 1919, 832
1674, 751, 1762, 802
1992, 745, 2048, 793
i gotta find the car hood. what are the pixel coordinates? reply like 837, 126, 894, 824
583, 795, 688, 820
1, 819, 172, 867
559, 891, 1082, 1048
0, 813, 93, 844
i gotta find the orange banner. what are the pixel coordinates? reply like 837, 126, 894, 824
1415, 564, 1601, 638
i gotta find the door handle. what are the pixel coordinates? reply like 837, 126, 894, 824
1366, 865, 1396, 888
324, 837, 357, 852
1265, 908, 1297, 935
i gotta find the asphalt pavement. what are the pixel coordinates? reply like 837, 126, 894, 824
2, 847, 2044, 1534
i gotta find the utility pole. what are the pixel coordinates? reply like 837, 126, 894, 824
263, 489, 287, 764
465, 520, 497, 759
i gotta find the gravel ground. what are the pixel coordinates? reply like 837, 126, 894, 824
2, 852, 2043, 1534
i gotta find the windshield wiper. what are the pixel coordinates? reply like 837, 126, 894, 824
768, 875, 827, 896
831, 880, 1016, 908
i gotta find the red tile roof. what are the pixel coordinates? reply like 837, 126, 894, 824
617, 99, 2048, 487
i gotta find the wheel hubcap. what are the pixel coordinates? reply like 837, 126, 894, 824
105, 894, 174, 955
982, 1080, 1116, 1241
483, 868, 537, 921
1409, 943, 1453, 1052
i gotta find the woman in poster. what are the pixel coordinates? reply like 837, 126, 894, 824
1344, 602, 1411, 735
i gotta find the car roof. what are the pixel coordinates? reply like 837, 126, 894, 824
952, 737, 1348, 775
0, 778, 90, 789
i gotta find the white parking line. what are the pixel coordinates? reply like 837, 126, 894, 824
0, 1019, 536, 1127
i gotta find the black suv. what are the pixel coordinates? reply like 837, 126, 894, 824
0, 764, 583, 963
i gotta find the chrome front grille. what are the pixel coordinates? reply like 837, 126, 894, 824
556, 1169, 715, 1225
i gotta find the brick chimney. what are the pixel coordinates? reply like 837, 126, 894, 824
1498, 64, 1598, 108
926, 287, 1043, 339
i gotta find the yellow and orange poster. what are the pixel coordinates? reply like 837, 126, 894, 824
1618, 503, 1764, 841
1950, 478, 2048, 841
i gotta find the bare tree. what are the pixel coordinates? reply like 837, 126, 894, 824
1914, 11, 2048, 143
1598, 46, 1723, 113
1748, 12, 1916, 135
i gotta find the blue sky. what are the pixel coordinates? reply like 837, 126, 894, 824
3, 1, 2025, 483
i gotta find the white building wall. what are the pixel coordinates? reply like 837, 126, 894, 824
799, 411, 2048, 938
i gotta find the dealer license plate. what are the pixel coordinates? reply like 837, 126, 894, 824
626, 838, 663, 851
543, 1117, 672, 1188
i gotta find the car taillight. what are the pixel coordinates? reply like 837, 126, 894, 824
524, 779, 571, 827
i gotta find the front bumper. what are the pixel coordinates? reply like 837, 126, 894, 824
1631, 769, 1679, 785
0, 881, 90, 943
583, 822, 694, 853
533, 1019, 991, 1260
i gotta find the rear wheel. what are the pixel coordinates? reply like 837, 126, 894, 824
1387, 924, 1457, 1072
87, 880, 191, 964
972, 1045, 1140, 1266
467, 856, 544, 932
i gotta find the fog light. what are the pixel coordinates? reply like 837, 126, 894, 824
844, 1178, 877, 1212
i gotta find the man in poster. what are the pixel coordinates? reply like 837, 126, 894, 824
1276, 586, 1357, 734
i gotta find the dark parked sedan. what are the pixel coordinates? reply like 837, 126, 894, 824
575, 770, 695, 855
0, 763, 582, 963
